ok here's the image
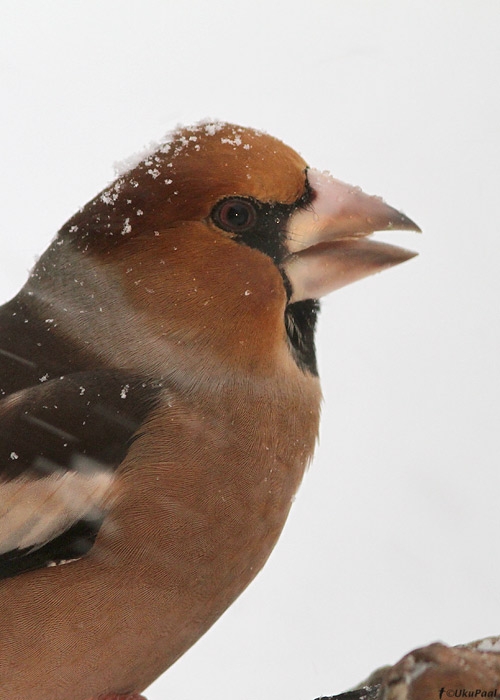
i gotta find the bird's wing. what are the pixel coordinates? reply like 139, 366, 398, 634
0, 370, 163, 579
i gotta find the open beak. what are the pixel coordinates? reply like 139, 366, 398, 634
283, 168, 421, 302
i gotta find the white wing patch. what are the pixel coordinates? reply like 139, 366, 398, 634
0, 463, 114, 554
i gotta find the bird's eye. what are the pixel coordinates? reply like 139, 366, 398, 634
212, 198, 257, 233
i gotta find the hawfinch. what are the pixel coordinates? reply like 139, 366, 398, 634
0, 121, 419, 700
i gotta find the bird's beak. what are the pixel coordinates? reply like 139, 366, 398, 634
283, 168, 420, 302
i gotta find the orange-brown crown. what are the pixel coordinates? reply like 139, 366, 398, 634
63, 121, 308, 251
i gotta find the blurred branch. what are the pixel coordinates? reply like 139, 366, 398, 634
317, 637, 500, 700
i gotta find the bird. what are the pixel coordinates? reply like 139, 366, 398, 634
0, 120, 419, 700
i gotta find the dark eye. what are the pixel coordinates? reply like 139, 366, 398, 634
212, 198, 257, 233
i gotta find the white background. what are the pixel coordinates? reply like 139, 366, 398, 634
1, 2, 499, 698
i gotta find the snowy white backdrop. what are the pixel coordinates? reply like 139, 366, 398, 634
1, 2, 499, 698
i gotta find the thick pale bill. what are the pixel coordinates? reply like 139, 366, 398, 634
283, 168, 420, 302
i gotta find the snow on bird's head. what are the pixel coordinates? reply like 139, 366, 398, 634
60, 120, 308, 249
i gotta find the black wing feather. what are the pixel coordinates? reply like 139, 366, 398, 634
0, 295, 165, 579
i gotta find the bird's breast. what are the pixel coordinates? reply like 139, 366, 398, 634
99, 375, 321, 671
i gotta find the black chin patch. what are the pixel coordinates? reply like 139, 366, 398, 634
285, 299, 319, 376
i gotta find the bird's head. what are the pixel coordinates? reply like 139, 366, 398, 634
35, 121, 419, 379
